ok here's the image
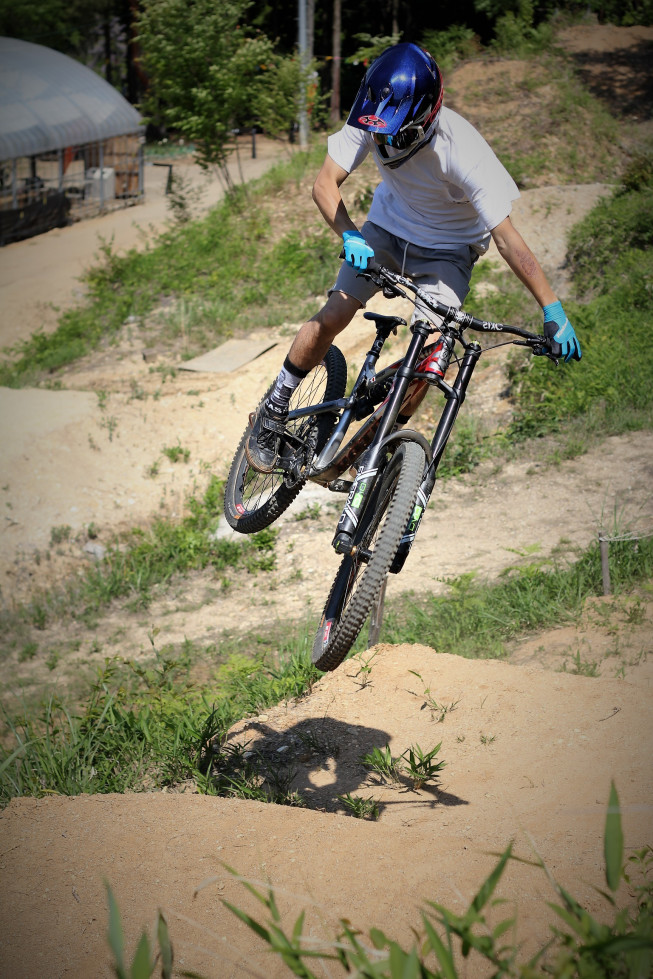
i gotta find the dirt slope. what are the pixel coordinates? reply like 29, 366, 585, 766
1, 22, 652, 979
1, 646, 652, 978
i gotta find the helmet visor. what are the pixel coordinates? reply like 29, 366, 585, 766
373, 124, 424, 150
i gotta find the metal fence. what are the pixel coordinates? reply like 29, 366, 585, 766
0, 134, 144, 245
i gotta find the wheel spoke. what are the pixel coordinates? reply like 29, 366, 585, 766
223, 346, 347, 534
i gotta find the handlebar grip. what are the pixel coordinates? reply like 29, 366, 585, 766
543, 320, 562, 358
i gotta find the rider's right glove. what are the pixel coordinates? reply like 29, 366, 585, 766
542, 301, 582, 362
342, 230, 375, 271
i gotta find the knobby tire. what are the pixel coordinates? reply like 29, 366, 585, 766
223, 345, 347, 534
312, 440, 426, 671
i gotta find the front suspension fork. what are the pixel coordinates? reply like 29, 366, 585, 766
391, 342, 482, 572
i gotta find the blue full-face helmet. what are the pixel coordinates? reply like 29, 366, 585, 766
347, 42, 444, 168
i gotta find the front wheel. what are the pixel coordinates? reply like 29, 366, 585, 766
223, 345, 347, 534
312, 440, 426, 671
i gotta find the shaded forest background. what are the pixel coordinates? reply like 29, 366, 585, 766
2, 0, 652, 130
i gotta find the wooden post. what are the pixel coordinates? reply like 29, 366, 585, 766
599, 536, 611, 595
368, 578, 387, 647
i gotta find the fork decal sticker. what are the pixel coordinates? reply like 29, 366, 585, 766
339, 467, 378, 530
400, 486, 428, 545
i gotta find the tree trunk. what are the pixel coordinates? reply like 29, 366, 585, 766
329, 0, 341, 125
104, 16, 113, 86
391, 0, 399, 37
307, 0, 315, 62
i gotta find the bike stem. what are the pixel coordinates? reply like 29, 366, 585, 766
332, 320, 433, 555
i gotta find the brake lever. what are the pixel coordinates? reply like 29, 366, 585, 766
514, 339, 559, 365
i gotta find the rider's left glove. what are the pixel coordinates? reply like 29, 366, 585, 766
342, 230, 375, 271
543, 301, 582, 362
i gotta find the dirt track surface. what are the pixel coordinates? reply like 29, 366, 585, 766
1, 22, 653, 979
1, 646, 652, 978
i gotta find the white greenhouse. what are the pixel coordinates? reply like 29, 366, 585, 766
0, 36, 145, 244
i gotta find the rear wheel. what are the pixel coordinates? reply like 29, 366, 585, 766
312, 440, 425, 671
223, 345, 347, 534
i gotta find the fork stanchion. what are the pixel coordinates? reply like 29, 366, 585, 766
368, 578, 387, 647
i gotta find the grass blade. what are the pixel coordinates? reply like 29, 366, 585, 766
605, 780, 624, 893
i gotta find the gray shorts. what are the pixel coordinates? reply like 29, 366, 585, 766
330, 221, 478, 323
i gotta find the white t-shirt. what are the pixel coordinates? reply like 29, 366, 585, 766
327, 106, 520, 254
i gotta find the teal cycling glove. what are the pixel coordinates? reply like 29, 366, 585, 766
342, 230, 375, 271
543, 301, 582, 362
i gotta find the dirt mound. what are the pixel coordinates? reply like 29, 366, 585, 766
557, 22, 653, 122
1, 645, 651, 978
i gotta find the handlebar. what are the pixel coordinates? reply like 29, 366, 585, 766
359, 263, 558, 363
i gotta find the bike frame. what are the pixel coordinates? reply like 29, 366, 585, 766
281, 265, 555, 560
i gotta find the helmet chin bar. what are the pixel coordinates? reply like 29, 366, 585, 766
373, 116, 438, 169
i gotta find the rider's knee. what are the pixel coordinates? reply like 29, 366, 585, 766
312, 293, 359, 337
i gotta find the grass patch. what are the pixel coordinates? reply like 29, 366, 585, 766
7, 476, 277, 632
0, 630, 320, 805
463, 55, 620, 189
382, 536, 653, 660
509, 180, 653, 440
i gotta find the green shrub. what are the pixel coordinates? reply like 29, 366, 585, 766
420, 26, 480, 70
509, 168, 653, 440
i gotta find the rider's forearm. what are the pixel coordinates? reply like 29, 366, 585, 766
313, 187, 358, 238
312, 156, 359, 238
491, 217, 557, 308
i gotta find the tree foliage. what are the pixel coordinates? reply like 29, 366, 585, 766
136, 0, 318, 187
0, 0, 113, 55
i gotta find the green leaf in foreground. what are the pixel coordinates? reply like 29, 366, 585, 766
605, 780, 624, 893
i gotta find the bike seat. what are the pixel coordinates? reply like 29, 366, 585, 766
363, 312, 406, 331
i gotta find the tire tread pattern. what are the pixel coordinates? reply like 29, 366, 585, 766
312, 441, 425, 671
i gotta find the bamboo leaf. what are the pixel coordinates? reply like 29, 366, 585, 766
157, 912, 174, 979
221, 900, 271, 943
105, 882, 127, 978
605, 780, 624, 892
421, 917, 458, 979
471, 843, 512, 914
129, 932, 153, 979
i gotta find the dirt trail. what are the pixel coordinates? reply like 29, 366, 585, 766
0, 179, 615, 604
1, 23, 652, 979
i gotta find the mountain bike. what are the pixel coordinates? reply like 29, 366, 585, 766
224, 263, 560, 671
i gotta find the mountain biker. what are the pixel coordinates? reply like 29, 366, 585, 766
246, 41, 581, 473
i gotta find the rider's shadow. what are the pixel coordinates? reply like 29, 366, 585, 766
223, 715, 469, 817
